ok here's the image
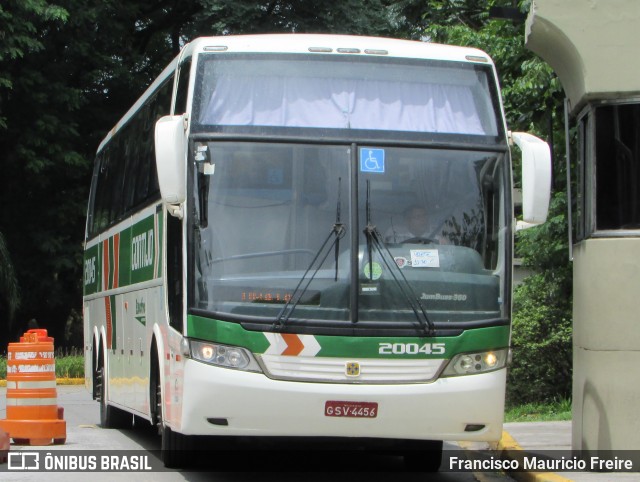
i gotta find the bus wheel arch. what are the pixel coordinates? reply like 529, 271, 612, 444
149, 336, 162, 434
91, 334, 101, 400
150, 333, 193, 468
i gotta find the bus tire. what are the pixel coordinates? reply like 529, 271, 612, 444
402, 440, 443, 472
155, 372, 193, 468
97, 363, 130, 429
161, 425, 194, 468
92, 339, 99, 400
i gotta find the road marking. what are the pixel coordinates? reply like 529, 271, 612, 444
493, 431, 573, 482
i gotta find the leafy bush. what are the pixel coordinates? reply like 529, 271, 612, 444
506, 186, 574, 406
55, 355, 84, 378
505, 397, 572, 422
507, 272, 572, 406
0, 355, 84, 379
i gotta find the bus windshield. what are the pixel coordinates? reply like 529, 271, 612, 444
192, 53, 501, 139
190, 142, 508, 332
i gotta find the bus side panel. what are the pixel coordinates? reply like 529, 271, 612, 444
83, 204, 166, 417
109, 294, 126, 407
121, 286, 163, 416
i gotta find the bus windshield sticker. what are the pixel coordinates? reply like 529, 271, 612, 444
410, 249, 440, 268
359, 148, 385, 173
394, 256, 408, 268
363, 261, 382, 280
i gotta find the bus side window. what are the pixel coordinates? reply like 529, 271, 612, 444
175, 58, 191, 114
90, 149, 109, 235
167, 214, 183, 332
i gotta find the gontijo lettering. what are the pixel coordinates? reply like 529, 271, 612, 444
131, 229, 154, 270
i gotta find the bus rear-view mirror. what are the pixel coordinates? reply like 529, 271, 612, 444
511, 132, 552, 231
155, 115, 186, 217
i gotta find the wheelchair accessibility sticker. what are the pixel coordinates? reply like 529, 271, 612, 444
360, 148, 385, 173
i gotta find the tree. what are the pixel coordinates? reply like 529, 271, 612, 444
0, 232, 20, 327
0, 1, 574, 408
0, 0, 69, 127
0, 0, 70, 346
0, 0, 405, 348
395, 0, 572, 403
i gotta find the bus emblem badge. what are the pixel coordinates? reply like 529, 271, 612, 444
346, 362, 360, 377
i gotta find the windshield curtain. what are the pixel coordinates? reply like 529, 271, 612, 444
190, 142, 508, 330
193, 54, 500, 137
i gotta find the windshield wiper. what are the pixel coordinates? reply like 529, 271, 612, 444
362, 180, 436, 337
272, 178, 346, 331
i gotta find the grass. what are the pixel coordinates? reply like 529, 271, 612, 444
0, 354, 84, 379
53, 355, 84, 378
505, 398, 572, 422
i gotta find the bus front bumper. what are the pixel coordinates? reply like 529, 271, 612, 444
175, 358, 505, 442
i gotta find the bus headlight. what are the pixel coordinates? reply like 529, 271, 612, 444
188, 339, 262, 372
441, 349, 508, 377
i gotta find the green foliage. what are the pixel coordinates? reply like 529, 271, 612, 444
414, 0, 563, 135
0, 1, 69, 128
0, 0, 575, 406
505, 397, 572, 422
196, 0, 403, 37
510, 191, 573, 406
0, 0, 94, 347
403, 0, 574, 404
517, 192, 572, 271
0, 0, 410, 349
0, 232, 20, 323
54, 355, 84, 378
0, 0, 422, 350
0, 355, 83, 379
508, 272, 572, 405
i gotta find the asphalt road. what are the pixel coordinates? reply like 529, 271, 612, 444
0, 385, 513, 482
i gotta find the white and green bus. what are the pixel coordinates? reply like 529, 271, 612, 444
83, 34, 551, 469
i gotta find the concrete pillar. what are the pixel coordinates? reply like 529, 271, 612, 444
525, 0, 640, 451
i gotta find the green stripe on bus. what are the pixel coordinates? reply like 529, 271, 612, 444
187, 315, 271, 354
186, 314, 509, 359
130, 214, 157, 284
83, 210, 162, 295
316, 325, 509, 358
83, 244, 101, 296
119, 227, 132, 288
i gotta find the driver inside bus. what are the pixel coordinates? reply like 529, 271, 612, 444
384, 205, 447, 244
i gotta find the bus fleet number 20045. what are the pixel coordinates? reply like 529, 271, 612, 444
378, 342, 445, 355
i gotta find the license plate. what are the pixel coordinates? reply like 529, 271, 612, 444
325, 401, 378, 418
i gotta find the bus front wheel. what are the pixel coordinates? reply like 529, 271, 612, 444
153, 358, 193, 468
97, 364, 130, 429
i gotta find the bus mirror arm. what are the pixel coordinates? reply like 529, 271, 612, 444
510, 132, 552, 230
166, 204, 184, 220
155, 115, 187, 217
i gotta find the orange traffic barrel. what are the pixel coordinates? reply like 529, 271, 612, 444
0, 329, 66, 445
